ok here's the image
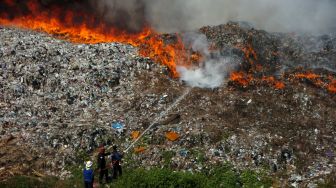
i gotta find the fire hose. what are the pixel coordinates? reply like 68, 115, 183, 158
121, 87, 191, 153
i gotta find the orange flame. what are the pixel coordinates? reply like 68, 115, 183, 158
295, 72, 320, 80
328, 79, 336, 94
0, 0, 188, 77
274, 81, 285, 90
230, 71, 253, 87
190, 52, 204, 64
262, 76, 285, 89
238, 44, 258, 65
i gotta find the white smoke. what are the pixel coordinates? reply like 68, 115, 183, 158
177, 58, 235, 88
92, 0, 336, 88
93, 0, 336, 34
177, 33, 237, 88
147, 0, 336, 88
146, 0, 336, 34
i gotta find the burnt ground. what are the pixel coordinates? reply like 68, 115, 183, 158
0, 23, 336, 186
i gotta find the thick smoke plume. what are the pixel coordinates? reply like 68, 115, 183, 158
9, 0, 335, 33
94, 0, 336, 34
91, 0, 147, 32
92, 0, 336, 88
146, 0, 336, 34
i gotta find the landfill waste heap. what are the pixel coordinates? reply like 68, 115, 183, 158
0, 1, 336, 187
1, 22, 336, 186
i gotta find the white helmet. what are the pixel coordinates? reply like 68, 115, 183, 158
85, 161, 93, 169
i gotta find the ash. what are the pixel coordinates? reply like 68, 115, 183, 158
0, 23, 335, 186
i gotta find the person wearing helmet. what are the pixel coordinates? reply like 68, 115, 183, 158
83, 161, 94, 188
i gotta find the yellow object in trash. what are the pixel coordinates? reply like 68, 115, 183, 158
165, 131, 180, 141
134, 146, 146, 153
131, 131, 140, 140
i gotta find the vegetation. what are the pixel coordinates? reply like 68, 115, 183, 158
162, 150, 176, 167
0, 164, 272, 188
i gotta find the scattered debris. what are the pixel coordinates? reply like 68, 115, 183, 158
0, 22, 335, 187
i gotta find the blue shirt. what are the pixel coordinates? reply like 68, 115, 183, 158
83, 169, 94, 182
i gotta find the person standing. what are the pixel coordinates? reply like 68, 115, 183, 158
97, 145, 110, 184
83, 161, 94, 188
111, 145, 123, 179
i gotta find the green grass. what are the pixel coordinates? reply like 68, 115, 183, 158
111, 165, 272, 188
0, 165, 272, 188
162, 150, 176, 167
0, 176, 58, 188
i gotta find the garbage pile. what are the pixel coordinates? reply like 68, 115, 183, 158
1, 23, 336, 187
0, 26, 173, 178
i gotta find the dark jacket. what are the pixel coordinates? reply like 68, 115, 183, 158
83, 169, 94, 182
111, 151, 123, 165
97, 152, 110, 169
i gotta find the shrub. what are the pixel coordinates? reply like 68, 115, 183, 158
112, 168, 207, 188
240, 170, 272, 188
0, 176, 58, 188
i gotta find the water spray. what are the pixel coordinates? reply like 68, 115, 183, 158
123, 87, 191, 153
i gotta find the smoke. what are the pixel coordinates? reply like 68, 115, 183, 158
35, 0, 336, 34
177, 58, 235, 88
177, 33, 238, 88
8, 0, 334, 88
91, 0, 147, 32
144, 0, 336, 88
146, 0, 336, 34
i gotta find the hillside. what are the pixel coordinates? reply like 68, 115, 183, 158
0, 23, 336, 186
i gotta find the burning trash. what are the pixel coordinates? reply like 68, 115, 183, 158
1, 0, 336, 186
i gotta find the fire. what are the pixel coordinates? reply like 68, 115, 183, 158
230, 43, 285, 90
190, 52, 204, 64
294, 72, 324, 87
328, 79, 336, 94
0, 0, 188, 77
274, 81, 285, 90
262, 76, 285, 89
238, 43, 258, 65
0, 1, 334, 94
230, 71, 253, 87
295, 72, 320, 80
230, 72, 285, 89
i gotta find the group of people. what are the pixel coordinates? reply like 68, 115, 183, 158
83, 145, 123, 188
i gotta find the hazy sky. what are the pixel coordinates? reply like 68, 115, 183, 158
146, 0, 336, 34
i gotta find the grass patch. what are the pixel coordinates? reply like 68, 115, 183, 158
162, 150, 176, 167
112, 168, 207, 188
0, 176, 58, 188
0, 165, 273, 188
111, 165, 272, 188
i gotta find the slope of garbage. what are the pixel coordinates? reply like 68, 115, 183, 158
0, 23, 335, 186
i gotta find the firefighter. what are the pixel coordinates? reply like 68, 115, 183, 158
111, 145, 123, 179
83, 161, 94, 188
97, 145, 110, 184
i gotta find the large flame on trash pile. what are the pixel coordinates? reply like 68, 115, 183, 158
0, 0, 188, 77
1, 1, 335, 93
